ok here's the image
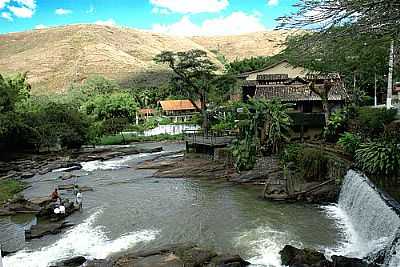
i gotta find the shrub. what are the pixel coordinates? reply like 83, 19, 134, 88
337, 132, 362, 155
298, 148, 329, 182
279, 143, 304, 164
231, 137, 257, 171
355, 141, 400, 177
353, 107, 397, 138
324, 109, 347, 142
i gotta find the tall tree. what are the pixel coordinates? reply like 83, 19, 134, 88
278, 0, 400, 38
154, 50, 219, 129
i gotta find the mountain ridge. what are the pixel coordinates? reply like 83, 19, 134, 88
0, 24, 288, 94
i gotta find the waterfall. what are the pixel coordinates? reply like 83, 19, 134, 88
338, 170, 400, 266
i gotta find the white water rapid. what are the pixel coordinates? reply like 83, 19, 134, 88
3, 210, 159, 267
326, 170, 400, 266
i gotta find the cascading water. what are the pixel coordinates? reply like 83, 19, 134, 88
337, 170, 400, 266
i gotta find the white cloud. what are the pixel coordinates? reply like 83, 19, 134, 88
0, 0, 10, 9
149, 0, 228, 14
8, 5, 33, 18
95, 18, 117, 27
1, 0, 36, 19
1, 11, 12, 21
267, 0, 279, 6
152, 11, 266, 36
55, 8, 72, 15
35, 24, 47, 29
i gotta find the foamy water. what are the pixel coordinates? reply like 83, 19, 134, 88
81, 152, 161, 172
3, 210, 159, 267
236, 226, 293, 267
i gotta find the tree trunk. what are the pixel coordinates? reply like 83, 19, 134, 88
322, 100, 330, 126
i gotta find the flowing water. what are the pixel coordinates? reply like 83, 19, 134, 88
325, 170, 400, 266
0, 144, 378, 267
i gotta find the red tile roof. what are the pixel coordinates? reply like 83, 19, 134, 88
160, 100, 199, 111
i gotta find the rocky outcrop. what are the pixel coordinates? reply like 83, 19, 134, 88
0, 145, 163, 180
25, 221, 74, 240
280, 245, 378, 267
84, 243, 250, 267
0, 196, 41, 215
50, 256, 87, 267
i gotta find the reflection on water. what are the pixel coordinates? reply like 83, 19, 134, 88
1, 143, 344, 267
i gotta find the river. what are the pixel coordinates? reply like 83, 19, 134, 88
1, 143, 351, 267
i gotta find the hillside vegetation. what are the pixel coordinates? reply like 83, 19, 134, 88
0, 24, 287, 94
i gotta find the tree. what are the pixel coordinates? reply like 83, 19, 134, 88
154, 50, 218, 129
278, 0, 400, 38
309, 79, 334, 125
0, 72, 30, 113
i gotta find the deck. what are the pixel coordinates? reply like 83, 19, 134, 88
183, 130, 236, 147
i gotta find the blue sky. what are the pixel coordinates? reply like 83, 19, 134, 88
0, 0, 298, 35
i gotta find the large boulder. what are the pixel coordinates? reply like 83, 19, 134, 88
50, 256, 87, 267
25, 221, 74, 239
280, 246, 378, 267
280, 245, 327, 267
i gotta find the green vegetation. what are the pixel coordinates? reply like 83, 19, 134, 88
228, 99, 292, 171
355, 141, 400, 177
298, 148, 329, 182
99, 133, 183, 145
337, 132, 362, 155
0, 180, 26, 203
0, 73, 193, 152
154, 49, 236, 129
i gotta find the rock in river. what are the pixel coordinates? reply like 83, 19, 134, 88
85, 243, 250, 267
279, 245, 378, 267
25, 221, 74, 240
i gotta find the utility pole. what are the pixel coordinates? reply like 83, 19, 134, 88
387, 40, 394, 109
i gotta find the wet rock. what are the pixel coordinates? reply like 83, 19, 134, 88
51, 256, 87, 267
86, 244, 250, 267
60, 173, 77, 180
280, 246, 377, 267
20, 172, 35, 179
280, 245, 327, 267
0, 207, 16, 216
84, 259, 113, 267
208, 254, 251, 267
331, 256, 378, 267
4, 197, 41, 214
25, 221, 74, 239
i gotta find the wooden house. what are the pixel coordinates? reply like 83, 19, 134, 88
238, 60, 348, 140
159, 100, 199, 122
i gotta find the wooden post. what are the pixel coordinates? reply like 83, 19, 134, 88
387, 40, 394, 109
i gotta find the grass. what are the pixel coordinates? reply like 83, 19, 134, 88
98, 133, 184, 145
0, 179, 26, 203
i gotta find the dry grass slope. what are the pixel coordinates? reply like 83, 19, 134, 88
0, 25, 288, 94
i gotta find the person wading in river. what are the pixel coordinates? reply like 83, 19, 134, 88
76, 190, 83, 210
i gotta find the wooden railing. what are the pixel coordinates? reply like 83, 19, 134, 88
183, 129, 237, 146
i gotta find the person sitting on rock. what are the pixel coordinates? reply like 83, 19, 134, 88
51, 188, 60, 202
